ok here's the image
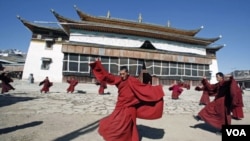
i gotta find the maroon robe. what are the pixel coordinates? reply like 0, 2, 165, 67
195, 85, 216, 105
39, 78, 52, 93
198, 77, 237, 130
67, 79, 78, 93
98, 81, 107, 94
90, 61, 164, 141
230, 78, 244, 119
0, 74, 15, 94
169, 84, 183, 99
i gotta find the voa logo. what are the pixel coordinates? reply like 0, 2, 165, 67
226, 129, 246, 136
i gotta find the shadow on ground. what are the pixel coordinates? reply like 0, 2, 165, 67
0, 121, 43, 134
190, 123, 220, 134
53, 119, 100, 141
0, 93, 37, 107
138, 124, 165, 140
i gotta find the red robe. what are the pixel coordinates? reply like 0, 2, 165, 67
39, 79, 52, 93
90, 61, 164, 141
195, 86, 216, 105
230, 78, 244, 119
67, 79, 78, 93
198, 77, 237, 130
169, 84, 183, 99
98, 81, 107, 94
0, 75, 15, 94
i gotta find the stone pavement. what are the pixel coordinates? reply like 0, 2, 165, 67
0, 80, 250, 141
1, 80, 250, 115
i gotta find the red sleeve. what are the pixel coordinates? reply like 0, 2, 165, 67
202, 78, 217, 91
89, 61, 120, 85
129, 77, 165, 119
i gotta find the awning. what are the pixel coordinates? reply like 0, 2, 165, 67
41, 57, 52, 62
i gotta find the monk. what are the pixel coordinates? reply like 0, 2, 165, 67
193, 72, 238, 133
194, 84, 216, 105
98, 81, 107, 94
230, 78, 244, 120
39, 76, 53, 93
169, 81, 184, 99
89, 58, 164, 141
66, 77, 78, 93
0, 72, 15, 94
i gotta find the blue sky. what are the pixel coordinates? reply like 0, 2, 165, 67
0, 0, 249, 74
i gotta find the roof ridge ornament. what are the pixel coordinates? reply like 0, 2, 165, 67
138, 13, 142, 23
107, 10, 111, 18
167, 20, 171, 27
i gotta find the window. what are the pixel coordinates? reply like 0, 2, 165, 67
41, 58, 52, 70
45, 39, 54, 49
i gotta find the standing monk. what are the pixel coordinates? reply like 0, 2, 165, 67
169, 81, 184, 99
230, 78, 244, 120
194, 84, 216, 105
193, 72, 238, 133
0, 72, 15, 94
89, 58, 164, 141
66, 77, 78, 93
39, 76, 53, 93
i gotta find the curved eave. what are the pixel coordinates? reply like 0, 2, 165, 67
206, 45, 224, 51
74, 6, 201, 36
51, 9, 81, 35
63, 21, 213, 46
195, 36, 221, 42
17, 16, 67, 35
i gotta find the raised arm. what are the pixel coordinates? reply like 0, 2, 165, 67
89, 59, 120, 85
201, 78, 217, 91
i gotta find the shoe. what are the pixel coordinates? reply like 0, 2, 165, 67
189, 125, 197, 129
193, 115, 201, 121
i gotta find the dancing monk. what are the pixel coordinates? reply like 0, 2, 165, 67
66, 77, 78, 93
89, 58, 165, 141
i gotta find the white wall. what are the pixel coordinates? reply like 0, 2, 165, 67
70, 31, 206, 55
209, 59, 219, 83
22, 41, 64, 82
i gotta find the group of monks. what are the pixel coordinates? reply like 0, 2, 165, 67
192, 72, 244, 134
38, 76, 79, 94
194, 75, 244, 121
90, 59, 245, 140
1, 59, 245, 140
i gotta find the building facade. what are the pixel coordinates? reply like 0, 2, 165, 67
19, 6, 224, 86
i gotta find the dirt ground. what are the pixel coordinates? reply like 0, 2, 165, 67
0, 80, 249, 141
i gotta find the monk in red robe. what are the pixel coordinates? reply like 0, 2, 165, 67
66, 77, 78, 93
0, 72, 15, 94
89, 59, 164, 141
98, 81, 107, 94
195, 84, 216, 105
39, 76, 53, 93
193, 72, 238, 133
169, 81, 184, 99
230, 78, 244, 120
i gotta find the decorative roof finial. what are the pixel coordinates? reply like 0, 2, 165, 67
107, 10, 111, 18
138, 13, 142, 23
167, 20, 171, 27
